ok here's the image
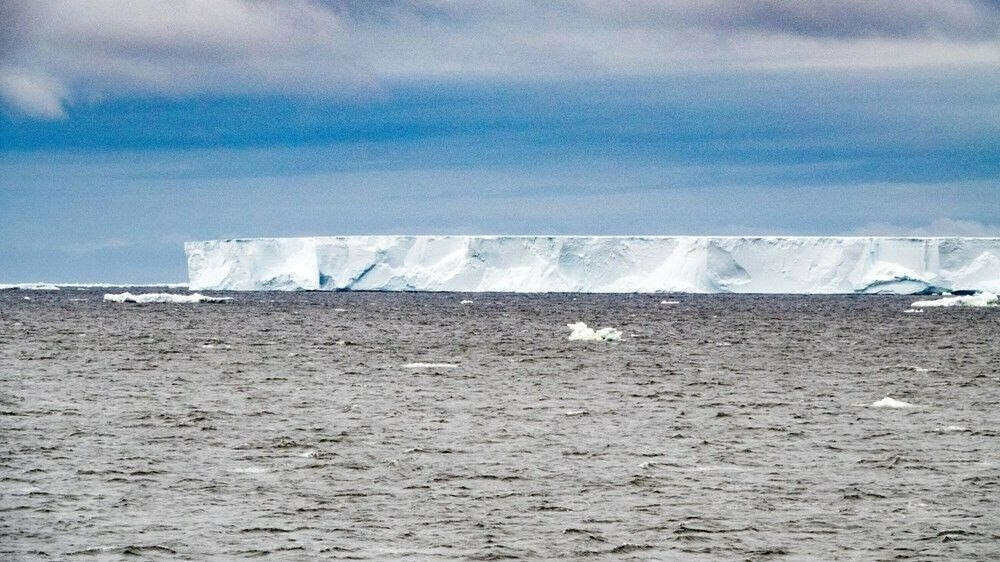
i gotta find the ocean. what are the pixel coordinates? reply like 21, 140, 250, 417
2, 290, 998, 560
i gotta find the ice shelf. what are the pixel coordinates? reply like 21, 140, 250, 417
184, 236, 1000, 293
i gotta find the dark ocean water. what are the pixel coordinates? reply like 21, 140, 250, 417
1, 290, 998, 560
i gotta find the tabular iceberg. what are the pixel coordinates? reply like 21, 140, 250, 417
185, 236, 1000, 294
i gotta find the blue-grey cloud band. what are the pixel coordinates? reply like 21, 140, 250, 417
1, 0, 998, 117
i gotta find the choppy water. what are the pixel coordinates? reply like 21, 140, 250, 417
2, 290, 999, 560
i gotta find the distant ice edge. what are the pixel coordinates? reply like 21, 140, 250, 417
184, 236, 1000, 294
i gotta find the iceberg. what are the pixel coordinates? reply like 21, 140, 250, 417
184, 236, 1000, 294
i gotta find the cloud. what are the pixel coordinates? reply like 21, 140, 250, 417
0, 70, 67, 118
1, 1, 998, 118
852, 218, 1000, 237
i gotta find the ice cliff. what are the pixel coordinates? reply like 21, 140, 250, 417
185, 236, 1000, 294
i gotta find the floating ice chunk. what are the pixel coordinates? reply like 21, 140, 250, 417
940, 425, 970, 432
230, 466, 268, 474
0, 282, 59, 291
911, 291, 998, 308
104, 292, 231, 304
567, 322, 622, 341
904, 309, 924, 313
659, 300, 680, 305
402, 362, 459, 369
870, 396, 919, 408
460, 299, 474, 305
562, 409, 589, 416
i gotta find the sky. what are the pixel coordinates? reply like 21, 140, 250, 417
1, 1, 999, 283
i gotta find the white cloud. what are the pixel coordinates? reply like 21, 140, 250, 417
0, 70, 67, 118
852, 218, 1000, 237
1, 1, 998, 118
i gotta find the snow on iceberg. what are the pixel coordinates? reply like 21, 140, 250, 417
870, 396, 920, 409
104, 292, 231, 304
567, 322, 622, 341
911, 291, 998, 308
185, 236, 1000, 294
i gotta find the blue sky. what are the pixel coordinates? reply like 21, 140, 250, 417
1, 1, 999, 282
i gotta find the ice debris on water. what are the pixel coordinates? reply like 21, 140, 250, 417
870, 396, 919, 409
0, 282, 60, 291
460, 299, 474, 305
104, 292, 231, 304
911, 291, 998, 308
402, 362, 459, 369
567, 322, 622, 341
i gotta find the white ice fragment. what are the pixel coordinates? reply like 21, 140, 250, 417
941, 425, 970, 432
911, 291, 998, 308
567, 322, 622, 341
460, 299, 474, 305
562, 409, 589, 416
402, 362, 459, 369
659, 300, 680, 305
230, 466, 268, 474
870, 396, 919, 409
103, 292, 231, 303
0, 282, 59, 291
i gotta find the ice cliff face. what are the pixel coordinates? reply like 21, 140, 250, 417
185, 236, 1000, 294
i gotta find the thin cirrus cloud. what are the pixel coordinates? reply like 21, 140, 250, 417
1, 0, 999, 118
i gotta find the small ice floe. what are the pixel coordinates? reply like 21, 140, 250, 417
298, 450, 317, 458
460, 299, 474, 305
402, 362, 459, 369
659, 300, 680, 305
104, 292, 231, 304
0, 282, 60, 291
939, 425, 970, 433
567, 322, 622, 341
904, 309, 924, 314
230, 466, 268, 474
562, 409, 589, 417
911, 291, 998, 309
22, 296, 31, 300
870, 396, 919, 409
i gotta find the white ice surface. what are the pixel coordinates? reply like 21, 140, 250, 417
185, 236, 1000, 293
870, 396, 919, 408
103, 292, 231, 303
567, 322, 622, 341
0, 283, 60, 291
911, 291, 998, 308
